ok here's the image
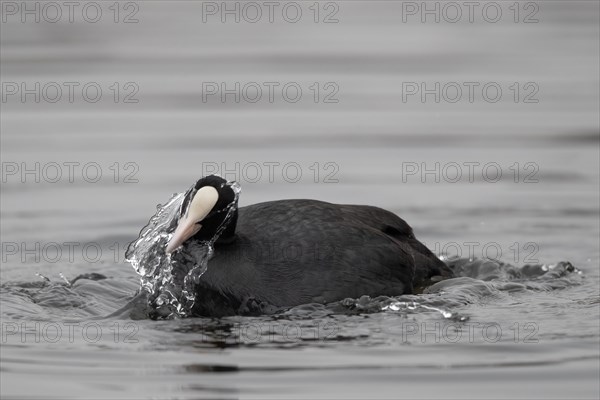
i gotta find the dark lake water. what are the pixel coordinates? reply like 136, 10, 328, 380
1, 1, 599, 399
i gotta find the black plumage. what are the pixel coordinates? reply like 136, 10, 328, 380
169, 176, 451, 317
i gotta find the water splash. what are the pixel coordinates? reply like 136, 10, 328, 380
125, 180, 241, 319
36, 273, 50, 283
382, 301, 456, 319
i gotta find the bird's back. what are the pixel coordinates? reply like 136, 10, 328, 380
192, 199, 450, 316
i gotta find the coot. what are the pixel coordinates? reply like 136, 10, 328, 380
163, 175, 451, 316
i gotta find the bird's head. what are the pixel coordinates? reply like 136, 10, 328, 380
166, 175, 239, 254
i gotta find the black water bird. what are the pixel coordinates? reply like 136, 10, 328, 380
165, 175, 452, 316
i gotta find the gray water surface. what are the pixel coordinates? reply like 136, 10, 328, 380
1, 1, 599, 399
